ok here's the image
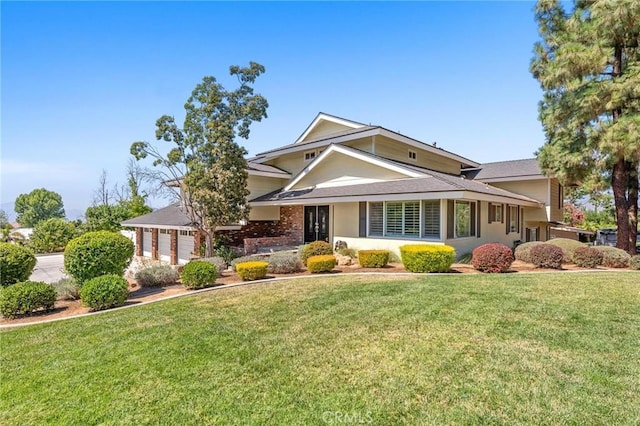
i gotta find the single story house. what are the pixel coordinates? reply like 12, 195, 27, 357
123, 112, 566, 264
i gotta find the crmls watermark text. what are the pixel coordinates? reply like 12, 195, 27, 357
321, 411, 373, 424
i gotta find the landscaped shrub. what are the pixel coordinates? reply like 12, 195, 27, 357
593, 246, 631, 268
471, 243, 514, 273
267, 252, 302, 274
230, 255, 263, 271
52, 277, 80, 300
180, 260, 217, 289
80, 274, 129, 311
514, 241, 545, 263
199, 257, 228, 275
236, 261, 269, 281
29, 218, 78, 253
400, 244, 455, 273
0, 281, 56, 318
0, 243, 37, 287
135, 265, 180, 287
546, 238, 586, 263
630, 255, 640, 270
301, 241, 333, 266
358, 250, 390, 268
64, 231, 134, 284
572, 246, 603, 268
307, 255, 337, 273
337, 247, 357, 258
529, 244, 564, 269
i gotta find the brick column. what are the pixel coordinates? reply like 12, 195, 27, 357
151, 228, 158, 260
135, 227, 143, 256
170, 230, 178, 265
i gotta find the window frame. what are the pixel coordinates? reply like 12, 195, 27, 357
408, 149, 417, 161
303, 150, 317, 162
367, 200, 441, 240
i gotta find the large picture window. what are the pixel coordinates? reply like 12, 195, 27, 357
447, 200, 477, 239
368, 200, 440, 239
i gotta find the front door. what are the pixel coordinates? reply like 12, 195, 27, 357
304, 205, 330, 243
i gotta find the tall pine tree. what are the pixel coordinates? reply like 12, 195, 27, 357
531, 0, 640, 254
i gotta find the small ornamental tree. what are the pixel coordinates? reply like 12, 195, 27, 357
64, 231, 134, 284
0, 243, 37, 287
131, 62, 269, 257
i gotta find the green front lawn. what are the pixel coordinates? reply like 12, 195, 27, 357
2, 273, 639, 425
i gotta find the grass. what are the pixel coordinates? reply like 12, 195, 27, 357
2, 272, 639, 425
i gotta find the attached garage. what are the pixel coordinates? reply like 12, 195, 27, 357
178, 230, 196, 265
158, 229, 172, 263
142, 228, 152, 258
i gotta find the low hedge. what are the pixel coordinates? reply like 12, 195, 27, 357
230, 255, 263, 272
630, 255, 640, 270
529, 244, 564, 269
135, 265, 180, 287
307, 255, 336, 273
79, 274, 129, 311
301, 241, 333, 266
593, 246, 631, 268
357, 250, 390, 268
514, 241, 545, 264
236, 261, 269, 281
0, 243, 37, 287
0, 281, 56, 318
546, 238, 586, 263
471, 243, 514, 273
267, 252, 302, 274
181, 261, 217, 289
400, 244, 455, 273
572, 246, 603, 268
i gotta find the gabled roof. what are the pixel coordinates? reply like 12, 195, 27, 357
250, 147, 542, 206
294, 112, 368, 144
121, 203, 193, 228
247, 161, 291, 178
463, 158, 545, 181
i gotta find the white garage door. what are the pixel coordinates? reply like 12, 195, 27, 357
158, 229, 171, 263
178, 230, 195, 265
143, 229, 152, 257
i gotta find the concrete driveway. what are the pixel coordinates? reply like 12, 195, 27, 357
30, 254, 66, 283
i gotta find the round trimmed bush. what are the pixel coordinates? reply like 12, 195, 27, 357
546, 238, 586, 263
307, 255, 336, 273
230, 255, 263, 272
80, 275, 128, 311
358, 250, 390, 268
529, 244, 564, 269
514, 241, 544, 264
630, 255, 640, 270
572, 246, 603, 268
64, 231, 134, 284
593, 246, 631, 268
200, 257, 228, 275
0, 243, 37, 287
135, 265, 180, 287
471, 243, 514, 273
400, 244, 455, 273
180, 260, 217, 289
236, 261, 269, 281
267, 252, 302, 274
301, 241, 333, 266
0, 281, 56, 318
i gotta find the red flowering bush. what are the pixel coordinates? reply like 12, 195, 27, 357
471, 243, 514, 273
529, 244, 564, 269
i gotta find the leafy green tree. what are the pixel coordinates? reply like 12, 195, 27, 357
0, 210, 11, 241
14, 188, 65, 227
131, 62, 268, 256
84, 204, 130, 232
531, 0, 640, 254
29, 218, 78, 253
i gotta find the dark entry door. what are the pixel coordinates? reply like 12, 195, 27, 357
304, 205, 330, 243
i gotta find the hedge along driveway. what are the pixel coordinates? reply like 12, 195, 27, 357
1, 272, 639, 425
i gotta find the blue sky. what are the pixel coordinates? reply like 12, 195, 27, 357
1, 1, 545, 218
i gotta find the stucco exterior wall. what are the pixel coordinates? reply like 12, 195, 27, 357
332, 203, 359, 238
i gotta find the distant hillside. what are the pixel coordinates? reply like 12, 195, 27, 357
0, 202, 84, 222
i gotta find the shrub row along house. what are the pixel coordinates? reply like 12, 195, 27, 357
122, 113, 566, 264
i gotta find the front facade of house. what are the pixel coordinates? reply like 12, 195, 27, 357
123, 113, 564, 264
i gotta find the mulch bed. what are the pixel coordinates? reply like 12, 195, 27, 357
0, 261, 617, 326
